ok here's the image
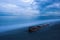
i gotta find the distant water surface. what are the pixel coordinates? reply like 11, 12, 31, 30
0, 16, 60, 26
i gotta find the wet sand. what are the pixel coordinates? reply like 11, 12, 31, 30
0, 21, 60, 40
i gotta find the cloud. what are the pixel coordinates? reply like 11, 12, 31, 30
46, 3, 60, 8
40, 2, 60, 16
0, 0, 60, 16
39, 0, 48, 2
42, 12, 60, 16
0, 0, 40, 18
0, 3, 22, 15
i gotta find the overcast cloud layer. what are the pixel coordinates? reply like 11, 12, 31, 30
0, 0, 60, 16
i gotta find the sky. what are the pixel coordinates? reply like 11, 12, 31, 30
0, 0, 60, 16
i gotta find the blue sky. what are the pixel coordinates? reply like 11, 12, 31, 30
0, 0, 60, 16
